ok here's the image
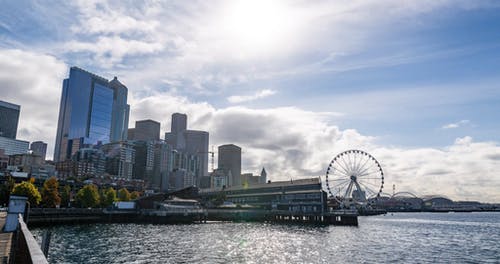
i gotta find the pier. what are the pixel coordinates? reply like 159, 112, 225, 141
207, 208, 358, 225
1, 212, 13, 263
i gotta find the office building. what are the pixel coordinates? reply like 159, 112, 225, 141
128, 119, 161, 141
30, 141, 47, 161
132, 140, 155, 182
165, 113, 209, 185
0, 100, 20, 139
171, 113, 187, 134
102, 141, 135, 180
153, 141, 172, 192
218, 144, 241, 187
54, 67, 130, 162
169, 150, 200, 190
72, 148, 106, 178
0, 136, 29, 156
0, 149, 8, 171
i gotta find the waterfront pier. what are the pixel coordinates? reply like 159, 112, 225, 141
1, 212, 13, 263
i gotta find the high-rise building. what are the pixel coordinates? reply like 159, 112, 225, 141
72, 148, 106, 178
102, 141, 135, 180
0, 136, 29, 156
153, 142, 172, 192
30, 141, 47, 161
218, 144, 241, 187
129, 119, 160, 141
132, 140, 155, 182
54, 67, 130, 162
164, 113, 209, 184
171, 113, 187, 134
169, 150, 199, 190
260, 167, 267, 184
0, 100, 20, 139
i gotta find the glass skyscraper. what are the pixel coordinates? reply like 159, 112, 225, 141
54, 67, 130, 162
0, 100, 20, 139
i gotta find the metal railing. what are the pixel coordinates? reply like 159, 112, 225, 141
16, 214, 49, 264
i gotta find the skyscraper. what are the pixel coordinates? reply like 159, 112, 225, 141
54, 67, 130, 161
171, 113, 187, 134
30, 141, 47, 161
129, 119, 161, 141
0, 100, 20, 139
218, 144, 241, 187
165, 113, 209, 186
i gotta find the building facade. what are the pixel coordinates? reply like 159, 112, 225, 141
0, 136, 29, 156
102, 141, 135, 180
30, 141, 47, 161
165, 113, 209, 185
132, 140, 155, 183
0, 100, 20, 139
200, 178, 327, 213
218, 144, 241, 187
129, 119, 161, 141
54, 67, 130, 162
152, 141, 172, 192
72, 148, 106, 178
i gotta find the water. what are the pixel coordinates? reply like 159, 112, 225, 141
32, 212, 500, 263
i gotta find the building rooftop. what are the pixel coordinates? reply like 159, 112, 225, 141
0, 100, 20, 110
71, 66, 108, 83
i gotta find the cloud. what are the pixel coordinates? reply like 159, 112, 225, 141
0, 48, 67, 155
227, 89, 277, 104
64, 36, 164, 67
442, 119, 470, 129
51, 0, 499, 94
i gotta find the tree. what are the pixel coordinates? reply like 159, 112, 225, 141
41, 177, 61, 208
11, 181, 42, 206
102, 187, 117, 207
130, 191, 140, 200
60, 185, 71, 207
0, 176, 15, 206
117, 188, 131, 201
75, 184, 100, 208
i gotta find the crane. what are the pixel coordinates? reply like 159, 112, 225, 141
198, 145, 216, 172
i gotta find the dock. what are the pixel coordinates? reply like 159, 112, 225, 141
0, 212, 13, 263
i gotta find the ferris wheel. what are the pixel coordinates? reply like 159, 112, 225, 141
325, 150, 384, 204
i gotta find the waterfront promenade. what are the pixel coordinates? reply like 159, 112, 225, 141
0, 212, 13, 263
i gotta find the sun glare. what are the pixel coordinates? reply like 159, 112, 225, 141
221, 0, 295, 56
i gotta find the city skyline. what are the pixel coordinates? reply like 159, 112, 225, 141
1, 1, 500, 202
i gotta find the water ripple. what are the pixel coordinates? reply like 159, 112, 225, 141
32, 212, 500, 263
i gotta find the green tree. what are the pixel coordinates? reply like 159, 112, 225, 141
41, 177, 61, 208
130, 191, 140, 200
75, 184, 100, 208
103, 187, 117, 207
0, 176, 15, 206
11, 181, 42, 206
117, 188, 131, 201
60, 185, 71, 208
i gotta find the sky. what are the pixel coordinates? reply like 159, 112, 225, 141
1, 0, 500, 202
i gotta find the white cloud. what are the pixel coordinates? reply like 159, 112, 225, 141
58, 0, 499, 94
442, 119, 470, 129
0, 48, 67, 156
227, 89, 277, 104
64, 36, 164, 67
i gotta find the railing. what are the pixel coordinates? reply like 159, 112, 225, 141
15, 214, 48, 264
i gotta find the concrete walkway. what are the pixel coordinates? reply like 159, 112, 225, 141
0, 212, 13, 263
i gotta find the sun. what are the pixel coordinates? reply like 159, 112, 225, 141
220, 0, 296, 56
